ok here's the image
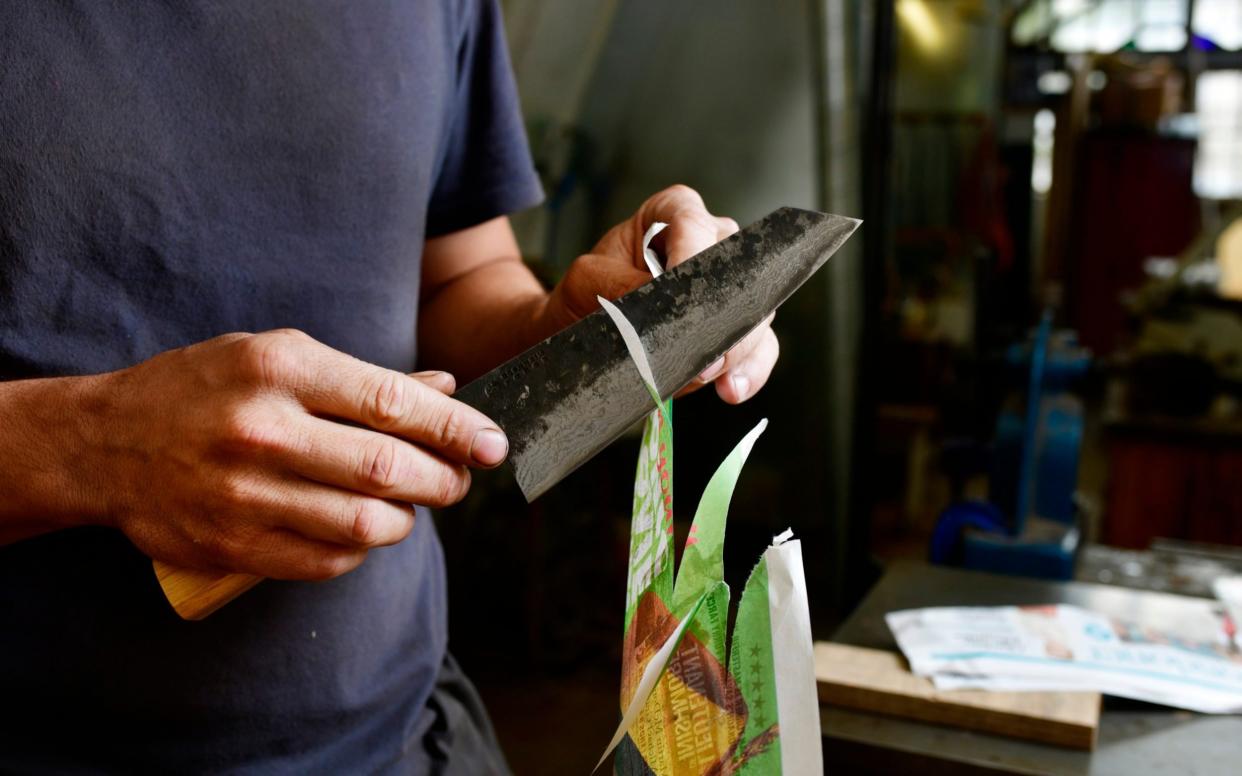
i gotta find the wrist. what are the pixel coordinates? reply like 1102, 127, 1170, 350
66, 371, 124, 529
0, 372, 116, 530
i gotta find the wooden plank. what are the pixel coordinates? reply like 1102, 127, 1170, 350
815, 641, 1100, 751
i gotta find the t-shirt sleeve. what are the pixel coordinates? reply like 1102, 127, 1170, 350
425, 0, 544, 237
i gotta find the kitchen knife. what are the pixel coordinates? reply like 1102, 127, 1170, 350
154, 207, 860, 618
456, 206, 859, 501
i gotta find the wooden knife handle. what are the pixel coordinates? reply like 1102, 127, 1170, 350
153, 559, 262, 620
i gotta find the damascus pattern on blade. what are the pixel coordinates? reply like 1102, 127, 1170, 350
454, 207, 861, 501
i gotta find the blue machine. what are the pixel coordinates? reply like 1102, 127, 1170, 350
931, 311, 1091, 580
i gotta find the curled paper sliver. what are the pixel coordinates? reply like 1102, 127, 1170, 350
598, 295, 664, 416
596, 220, 668, 414
641, 221, 668, 278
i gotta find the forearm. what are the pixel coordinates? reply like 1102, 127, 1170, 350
417, 258, 552, 381
0, 375, 108, 545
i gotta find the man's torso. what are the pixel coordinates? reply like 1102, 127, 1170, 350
0, 2, 494, 771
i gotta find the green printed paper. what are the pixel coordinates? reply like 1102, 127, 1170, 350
599, 301, 821, 776
727, 554, 782, 772
623, 398, 674, 628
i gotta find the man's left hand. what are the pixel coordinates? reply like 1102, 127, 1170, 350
542, 185, 779, 404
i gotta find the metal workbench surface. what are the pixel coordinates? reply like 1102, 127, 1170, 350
820, 561, 1239, 775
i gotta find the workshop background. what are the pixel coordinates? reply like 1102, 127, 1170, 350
431, 1, 1242, 773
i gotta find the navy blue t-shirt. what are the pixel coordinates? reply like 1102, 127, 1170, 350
0, 2, 541, 772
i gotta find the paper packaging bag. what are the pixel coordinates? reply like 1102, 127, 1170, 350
593, 245, 821, 775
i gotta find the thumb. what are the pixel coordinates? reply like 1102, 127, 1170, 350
408, 370, 457, 395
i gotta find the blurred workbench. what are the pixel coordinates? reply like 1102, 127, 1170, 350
820, 562, 1239, 775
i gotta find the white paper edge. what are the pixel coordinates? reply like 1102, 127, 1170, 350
1214, 576, 1242, 650
597, 222, 666, 400
766, 537, 823, 776
641, 221, 668, 277
592, 220, 679, 771
594, 592, 706, 772
598, 295, 659, 399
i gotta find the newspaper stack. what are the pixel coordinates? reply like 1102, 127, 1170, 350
887, 604, 1242, 714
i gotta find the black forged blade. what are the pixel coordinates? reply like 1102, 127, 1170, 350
455, 207, 861, 501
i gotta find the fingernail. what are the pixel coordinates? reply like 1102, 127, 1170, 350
698, 357, 726, 382
730, 374, 751, 401
470, 428, 508, 467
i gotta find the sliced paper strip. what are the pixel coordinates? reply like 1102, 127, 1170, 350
767, 536, 823, 775
641, 221, 668, 277
598, 295, 664, 415
671, 418, 768, 614
593, 588, 715, 772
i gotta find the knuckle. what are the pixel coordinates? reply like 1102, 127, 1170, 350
214, 473, 250, 507
431, 467, 470, 507
304, 563, 336, 582
349, 500, 382, 545
220, 408, 286, 454
212, 332, 252, 346
413, 466, 461, 508
568, 253, 591, 273
453, 469, 472, 503
205, 527, 249, 565
662, 183, 702, 205
237, 333, 299, 386
360, 437, 403, 492
559, 258, 602, 320
365, 371, 409, 428
310, 551, 365, 581
394, 508, 416, 541
741, 325, 767, 352
679, 206, 718, 233
434, 404, 469, 450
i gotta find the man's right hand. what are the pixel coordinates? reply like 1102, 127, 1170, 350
80, 329, 506, 581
